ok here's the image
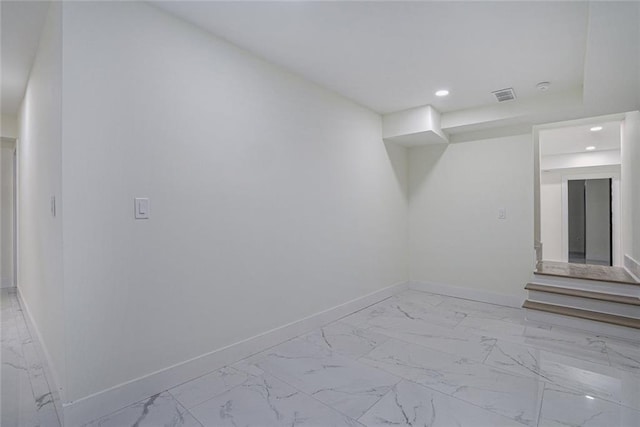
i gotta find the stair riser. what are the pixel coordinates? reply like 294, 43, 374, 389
532, 275, 640, 298
527, 290, 640, 319
524, 309, 640, 342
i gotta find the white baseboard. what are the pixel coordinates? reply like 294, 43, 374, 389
409, 280, 525, 308
624, 254, 640, 282
17, 287, 65, 426
62, 281, 409, 426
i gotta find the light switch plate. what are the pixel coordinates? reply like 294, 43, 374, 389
134, 198, 149, 220
498, 208, 506, 220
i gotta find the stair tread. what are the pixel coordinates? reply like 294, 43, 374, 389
522, 300, 640, 329
525, 283, 640, 306
534, 261, 639, 285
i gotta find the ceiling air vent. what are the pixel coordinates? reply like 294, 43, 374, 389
492, 87, 516, 102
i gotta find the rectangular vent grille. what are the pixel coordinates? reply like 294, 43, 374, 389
492, 88, 516, 102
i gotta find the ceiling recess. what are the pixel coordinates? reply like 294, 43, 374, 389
492, 87, 516, 102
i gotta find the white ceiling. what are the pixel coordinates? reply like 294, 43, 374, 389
2, 1, 639, 136
540, 121, 621, 157
1, 1, 50, 114
155, 1, 590, 115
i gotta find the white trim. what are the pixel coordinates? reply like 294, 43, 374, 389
17, 287, 65, 425
561, 172, 621, 266
409, 281, 525, 308
61, 281, 409, 426
624, 254, 640, 282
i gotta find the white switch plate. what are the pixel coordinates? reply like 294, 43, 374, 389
134, 198, 149, 220
498, 208, 506, 220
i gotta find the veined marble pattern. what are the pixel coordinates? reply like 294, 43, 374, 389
169, 366, 250, 409
361, 338, 545, 426
188, 373, 363, 426
300, 321, 391, 359
340, 295, 467, 330
536, 260, 639, 285
243, 337, 400, 419
485, 340, 640, 410
359, 380, 525, 426
84, 392, 202, 427
5, 287, 640, 426
538, 386, 640, 427
1, 289, 61, 427
604, 338, 640, 375
367, 318, 497, 363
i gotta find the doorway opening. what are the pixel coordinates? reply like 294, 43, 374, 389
567, 178, 612, 266
534, 114, 624, 268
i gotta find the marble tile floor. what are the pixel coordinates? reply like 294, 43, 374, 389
1, 288, 62, 427
3, 288, 640, 426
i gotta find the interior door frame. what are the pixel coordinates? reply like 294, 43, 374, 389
561, 172, 620, 266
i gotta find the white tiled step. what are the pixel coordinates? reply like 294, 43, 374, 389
525, 283, 640, 319
522, 300, 640, 330
531, 275, 640, 298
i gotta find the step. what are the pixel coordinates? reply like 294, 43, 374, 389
531, 274, 640, 298
535, 261, 639, 285
525, 283, 640, 305
523, 305, 640, 342
522, 300, 640, 329
526, 284, 640, 319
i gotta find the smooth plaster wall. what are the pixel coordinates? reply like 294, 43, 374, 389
1, 114, 18, 138
1, 140, 15, 287
540, 149, 620, 170
409, 134, 533, 299
61, 1, 408, 401
622, 111, 640, 265
17, 2, 66, 395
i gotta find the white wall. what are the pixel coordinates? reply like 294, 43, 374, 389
409, 134, 533, 300
61, 1, 408, 403
540, 165, 620, 262
541, 149, 620, 170
621, 111, 640, 275
1, 114, 19, 138
1, 139, 16, 287
17, 2, 66, 396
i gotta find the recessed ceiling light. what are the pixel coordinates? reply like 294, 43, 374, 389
435, 89, 449, 97
586, 146, 596, 151
590, 126, 603, 132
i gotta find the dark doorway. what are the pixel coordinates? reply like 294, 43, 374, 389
567, 178, 612, 266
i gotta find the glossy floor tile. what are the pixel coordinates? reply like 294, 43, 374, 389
84, 392, 202, 427
243, 337, 400, 419
4, 287, 640, 426
361, 338, 545, 426
188, 373, 362, 427
1, 289, 61, 427
538, 386, 640, 427
359, 380, 524, 426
